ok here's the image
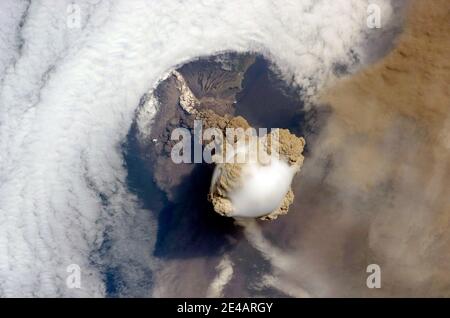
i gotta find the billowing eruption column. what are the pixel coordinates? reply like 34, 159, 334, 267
197, 110, 306, 220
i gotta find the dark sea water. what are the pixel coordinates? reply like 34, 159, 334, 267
235, 56, 328, 155
235, 57, 304, 131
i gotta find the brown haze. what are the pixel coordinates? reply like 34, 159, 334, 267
261, 0, 449, 297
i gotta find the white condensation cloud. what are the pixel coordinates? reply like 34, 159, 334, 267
0, 0, 398, 296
